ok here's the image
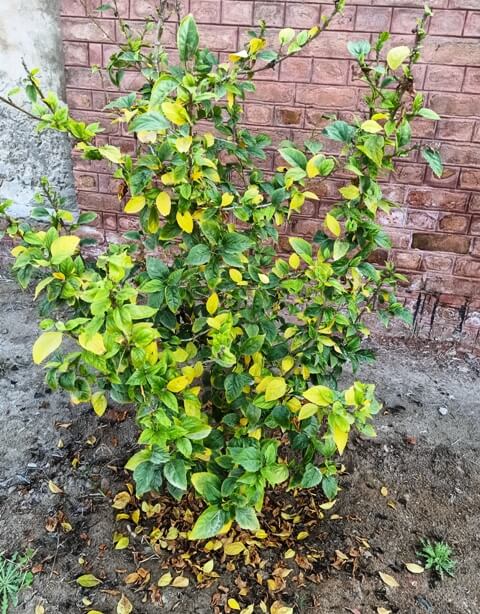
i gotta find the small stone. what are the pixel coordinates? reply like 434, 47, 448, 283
438, 407, 448, 416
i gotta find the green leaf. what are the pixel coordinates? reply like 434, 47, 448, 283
333, 240, 350, 261
357, 135, 384, 166
189, 505, 227, 539
262, 463, 289, 486
149, 77, 177, 109
177, 14, 200, 63
347, 40, 371, 60
278, 147, 307, 169
164, 459, 188, 491
322, 121, 356, 143
418, 108, 440, 121
300, 463, 323, 488
229, 447, 262, 472
239, 334, 265, 356
133, 461, 163, 496
185, 244, 211, 266
224, 373, 252, 403
165, 286, 182, 313
77, 574, 102, 588
288, 237, 312, 264
235, 506, 260, 531
191, 472, 221, 502
130, 112, 170, 132
322, 476, 338, 500
422, 147, 443, 178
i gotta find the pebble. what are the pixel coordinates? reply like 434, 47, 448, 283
438, 406, 448, 416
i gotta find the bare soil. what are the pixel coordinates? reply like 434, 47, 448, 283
0, 277, 479, 614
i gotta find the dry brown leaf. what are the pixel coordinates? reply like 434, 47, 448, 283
112, 491, 131, 510
379, 571, 399, 588
270, 601, 293, 614
117, 594, 133, 614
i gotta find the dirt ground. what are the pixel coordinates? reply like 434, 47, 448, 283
0, 277, 479, 614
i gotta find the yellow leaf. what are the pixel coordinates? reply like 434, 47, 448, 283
221, 193, 234, 207
298, 403, 318, 421
87, 611, 105, 614
204, 133, 215, 148
258, 273, 269, 284
176, 211, 193, 233
77, 574, 102, 588
319, 499, 336, 510
50, 235, 80, 263
405, 563, 424, 574
116, 594, 133, 614
241, 606, 254, 614
264, 377, 287, 402
288, 253, 300, 269
249, 37, 266, 54
156, 192, 171, 216
306, 154, 322, 178
158, 572, 173, 586
332, 423, 349, 455
171, 575, 189, 588
224, 542, 245, 556
167, 375, 190, 392
296, 531, 309, 540
380, 486, 388, 497
48, 480, 63, 494
161, 100, 190, 125
112, 491, 131, 510
78, 332, 106, 355
99, 144, 123, 164
339, 185, 360, 200
175, 135, 192, 152
387, 46, 410, 70
281, 356, 294, 374
361, 119, 383, 133
229, 268, 243, 284
302, 385, 333, 407
115, 536, 129, 550
35, 606, 45, 614
379, 571, 399, 588
91, 391, 107, 417
325, 213, 341, 237
228, 598, 241, 610
203, 559, 214, 573
270, 602, 293, 614
377, 609, 391, 614
11, 245, 26, 257
284, 549, 295, 559
206, 292, 219, 315
137, 130, 157, 143
32, 331, 63, 365
124, 195, 146, 214
229, 49, 249, 63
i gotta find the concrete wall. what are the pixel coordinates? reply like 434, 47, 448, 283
0, 0, 75, 216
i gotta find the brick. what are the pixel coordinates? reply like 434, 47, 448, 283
293, 218, 323, 238
66, 88, 92, 109
250, 81, 294, 104
280, 57, 312, 83
65, 66, 104, 89
437, 119, 475, 142
442, 144, 480, 168
470, 195, 480, 211
394, 251, 422, 270
407, 211, 438, 230
74, 171, 97, 191
422, 37, 480, 66
471, 217, 480, 235
449, 0, 480, 7
423, 254, 454, 272
464, 11, 480, 36
191, 0, 221, 23
201, 25, 238, 51
460, 170, 480, 191
425, 167, 459, 189
372, 0, 448, 6
299, 32, 368, 59
311, 59, 349, 85
285, 3, 320, 28
243, 104, 274, 125
61, 18, 115, 42
222, 1, 253, 25
254, 3, 284, 27
463, 68, 480, 93
429, 10, 466, 35
391, 8, 422, 34
378, 209, 405, 227
103, 214, 118, 230
389, 230, 412, 249
356, 7, 391, 32
471, 239, 480, 257
425, 276, 480, 298
424, 66, 465, 92
78, 191, 120, 212
438, 213, 470, 233
454, 258, 480, 277
473, 123, 480, 143
413, 232, 470, 253
295, 85, 357, 109
63, 41, 89, 65
322, 5, 356, 31
393, 164, 426, 185
406, 189, 469, 211
430, 93, 479, 117
61, 0, 86, 16
275, 107, 304, 126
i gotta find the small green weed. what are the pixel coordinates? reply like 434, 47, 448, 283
0, 550, 34, 613
417, 539, 455, 579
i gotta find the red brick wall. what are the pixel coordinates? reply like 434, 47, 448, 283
60, 0, 480, 347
